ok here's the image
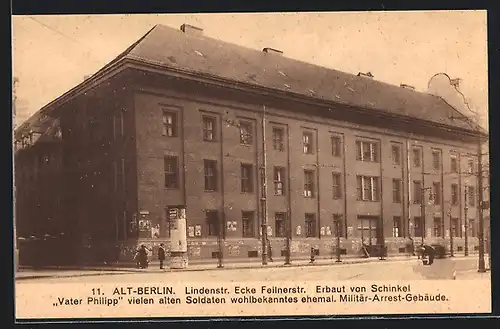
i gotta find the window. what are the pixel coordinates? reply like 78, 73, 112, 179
414, 216, 424, 237
467, 186, 476, 207
203, 116, 216, 141
204, 160, 218, 191
450, 155, 458, 173
412, 148, 421, 167
242, 211, 256, 238
467, 159, 474, 174
164, 156, 179, 188
413, 180, 422, 204
357, 216, 378, 241
451, 218, 460, 237
451, 184, 459, 205
275, 212, 286, 238
305, 213, 317, 237
274, 167, 285, 196
272, 127, 284, 151
303, 170, 315, 197
393, 216, 402, 237
303, 132, 314, 154
331, 136, 342, 157
356, 140, 379, 162
469, 219, 476, 237
433, 217, 443, 237
162, 111, 177, 137
206, 210, 221, 237
333, 214, 344, 237
356, 175, 380, 201
239, 121, 253, 145
332, 173, 342, 199
432, 150, 441, 170
241, 164, 254, 193
432, 182, 441, 205
392, 145, 401, 165
392, 179, 402, 203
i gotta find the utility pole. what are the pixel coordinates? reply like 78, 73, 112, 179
464, 185, 469, 257
260, 105, 268, 266
477, 137, 486, 272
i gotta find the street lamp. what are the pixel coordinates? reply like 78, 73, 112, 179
217, 214, 224, 268
446, 203, 454, 257
334, 216, 342, 263
420, 187, 433, 245
284, 210, 291, 266
464, 184, 469, 257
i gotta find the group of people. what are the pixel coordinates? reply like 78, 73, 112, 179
134, 243, 167, 269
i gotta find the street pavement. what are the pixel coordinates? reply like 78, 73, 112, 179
16, 256, 489, 283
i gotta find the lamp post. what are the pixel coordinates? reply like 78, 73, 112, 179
464, 185, 469, 257
447, 204, 454, 257
260, 105, 270, 266
335, 216, 342, 263
420, 187, 433, 245
217, 214, 224, 268
477, 140, 486, 272
284, 210, 291, 265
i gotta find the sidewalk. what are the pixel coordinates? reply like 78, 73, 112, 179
16, 254, 478, 280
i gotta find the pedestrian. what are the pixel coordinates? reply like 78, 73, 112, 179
425, 245, 436, 265
158, 243, 166, 269
137, 245, 149, 269
266, 237, 273, 262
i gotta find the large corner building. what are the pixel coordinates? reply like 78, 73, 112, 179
14, 24, 488, 266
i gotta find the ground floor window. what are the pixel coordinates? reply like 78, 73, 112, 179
206, 210, 221, 237
451, 218, 460, 237
433, 217, 443, 237
357, 216, 378, 243
305, 213, 317, 237
393, 216, 403, 237
242, 211, 256, 238
275, 212, 286, 237
333, 214, 344, 237
414, 216, 424, 237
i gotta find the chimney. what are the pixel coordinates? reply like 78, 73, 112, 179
263, 47, 283, 55
180, 24, 203, 36
357, 72, 374, 78
400, 83, 415, 90
450, 78, 461, 89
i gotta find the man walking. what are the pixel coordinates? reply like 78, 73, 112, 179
158, 243, 166, 269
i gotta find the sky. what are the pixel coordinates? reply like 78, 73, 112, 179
12, 11, 488, 127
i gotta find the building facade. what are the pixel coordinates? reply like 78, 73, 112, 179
14, 24, 488, 266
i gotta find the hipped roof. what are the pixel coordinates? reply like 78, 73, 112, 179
16, 23, 485, 141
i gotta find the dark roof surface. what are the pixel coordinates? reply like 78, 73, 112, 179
17, 23, 481, 139
120, 24, 475, 131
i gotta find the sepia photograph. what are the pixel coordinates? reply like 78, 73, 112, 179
12, 11, 491, 319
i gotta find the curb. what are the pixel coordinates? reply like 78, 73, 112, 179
16, 257, 409, 280
16, 255, 478, 280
